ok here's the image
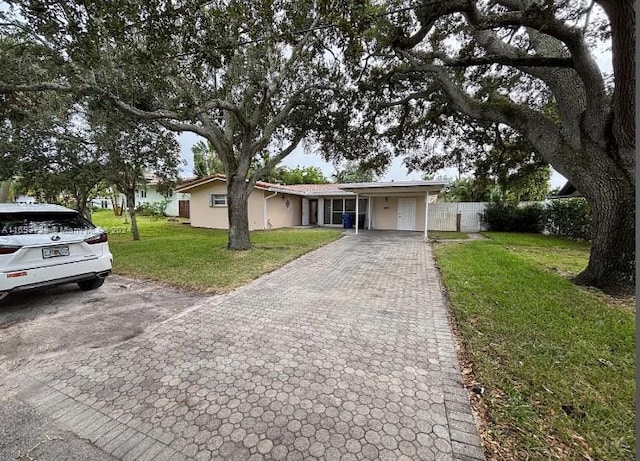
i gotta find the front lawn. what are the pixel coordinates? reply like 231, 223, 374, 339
428, 231, 469, 240
434, 233, 635, 460
92, 211, 343, 292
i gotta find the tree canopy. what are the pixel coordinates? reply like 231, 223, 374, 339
192, 141, 225, 179
0, 0, 634, 293
264, 165, 329, 185
329, 0, 634, 294
0, 0, 346, 249
332, 161, 379, 183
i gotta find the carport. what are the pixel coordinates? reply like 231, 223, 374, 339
337, 181, 448, 238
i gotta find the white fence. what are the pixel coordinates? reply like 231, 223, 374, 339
428, 202, 488, 233
428, 201, 546, 233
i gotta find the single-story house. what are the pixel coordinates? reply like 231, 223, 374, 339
175, 174, 448, 236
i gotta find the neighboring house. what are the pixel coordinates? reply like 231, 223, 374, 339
175, 174, 447, 235
551, 181, 582, 199
14, 194, 36, 204
92, 174, 191, 217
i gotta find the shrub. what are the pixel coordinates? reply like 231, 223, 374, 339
135, 199, 170, 217
545, 198, 592, 240
482, 202, 545, 233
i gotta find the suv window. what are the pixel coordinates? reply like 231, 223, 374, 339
0, 212, 95, 236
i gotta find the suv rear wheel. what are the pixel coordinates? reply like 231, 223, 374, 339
77, 278, 105, 291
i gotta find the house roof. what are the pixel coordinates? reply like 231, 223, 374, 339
144, 173, 161, 185
176, 174, 278, 193
175, 174, 336, 196
557, 181, 581, 197
175, 174, 447, 197
280, 183, 349, 196
338, 180, 448, 196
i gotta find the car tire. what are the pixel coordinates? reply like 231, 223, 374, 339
77, 278, 105, 291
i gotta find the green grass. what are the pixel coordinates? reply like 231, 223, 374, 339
482, 232, 591, 277
434, 233, 635, 460
92, 210, 343, 292
428, 231, 469, 240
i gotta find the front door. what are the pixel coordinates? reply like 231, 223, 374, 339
302, 198, 310, 226
309, 199, 318, 225
397, 198, 416, 230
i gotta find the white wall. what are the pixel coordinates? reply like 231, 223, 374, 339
134, 186, 190, 217
91, 187, 190, 217
14, 195, 36, 204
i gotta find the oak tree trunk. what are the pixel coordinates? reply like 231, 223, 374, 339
227, 176, 251, 250
126, 192, 140, 241
575, 178, 635, 296
76, 192, 90, 222
0, 180, 12, 202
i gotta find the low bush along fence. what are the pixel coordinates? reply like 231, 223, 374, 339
482, 198, 593, 240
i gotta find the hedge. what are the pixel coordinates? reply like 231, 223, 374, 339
482, 202, 546, 233
481, 198, 593, 240
544, 198, 593, 240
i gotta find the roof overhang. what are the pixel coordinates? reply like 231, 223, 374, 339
337, 181, 447, 196
176, 175, 270, 193
177, 176, 448, 197
264, 186, 308, 196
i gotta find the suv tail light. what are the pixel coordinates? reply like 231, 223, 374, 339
85, 233, 108, 244
0, 245, 21, 255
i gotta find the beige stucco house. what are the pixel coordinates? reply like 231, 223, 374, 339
176, 174, 447, 235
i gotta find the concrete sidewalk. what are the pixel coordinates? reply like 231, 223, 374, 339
3, 232, 485, 460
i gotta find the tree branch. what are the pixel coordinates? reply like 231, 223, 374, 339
0, 82, 90, 93
379, 89, 437, 108
191, 98, 248, 129
403, 0, 608, 142
396, 50, 573, 176
250, 84, 328, 153
252, 131, 305, 181
261, 14, 322, 107
445, 55, 573, 68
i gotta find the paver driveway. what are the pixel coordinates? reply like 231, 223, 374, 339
3, 232, 485, 461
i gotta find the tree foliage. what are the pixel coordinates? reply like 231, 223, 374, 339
545, 198, 593, 240
331, 0, 634, 295
1, 91, 108, 218
0, 0, 346, 250
263, 165, 329, 185
192, 141, 225, 179
332, 161, 379, 183
90, 104, 181, 241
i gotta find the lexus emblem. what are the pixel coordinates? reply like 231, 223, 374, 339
51, 235, 61, 241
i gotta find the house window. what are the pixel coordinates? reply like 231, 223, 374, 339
331, 198, 343, 224
324, 198, 367, 225
209, 194, 227, 207
137, 189, 147, 198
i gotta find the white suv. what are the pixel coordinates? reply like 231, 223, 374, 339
0, 203, 112, 300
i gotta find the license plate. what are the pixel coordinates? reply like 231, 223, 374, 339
42, 246, 70, 259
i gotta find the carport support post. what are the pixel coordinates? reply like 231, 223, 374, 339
355, 193, 359, 235
367, 196, 372, 230
424, 192, 429, 240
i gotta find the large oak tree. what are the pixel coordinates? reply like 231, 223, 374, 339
340, 0, 634, 295
0, 0, 344, 250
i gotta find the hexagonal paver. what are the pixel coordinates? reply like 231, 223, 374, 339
12, 233, 484, 461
